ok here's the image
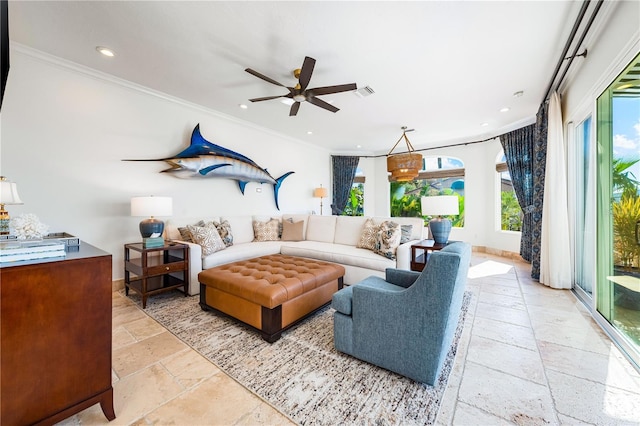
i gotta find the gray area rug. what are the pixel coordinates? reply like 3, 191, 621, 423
140, 291, 471, 425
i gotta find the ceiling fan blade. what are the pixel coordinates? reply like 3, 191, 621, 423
245, 68, 287, 87
307, 83, 357, 97
297, 56, 316, 91
289, 102, 301, 116
307, 96, 339, 113
249, 94, 288, 102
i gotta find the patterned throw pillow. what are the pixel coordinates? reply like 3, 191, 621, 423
253, 218, 280, 242
213, 220, 233, 247
400, 224, 413, 244
177, 220, 206, 243
374, 221, 402, 260
356, 218, 379, 251
187, 223, 226, 256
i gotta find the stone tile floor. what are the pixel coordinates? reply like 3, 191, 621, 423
60, 253, 640, 425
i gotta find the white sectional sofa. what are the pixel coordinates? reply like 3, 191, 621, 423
165, 214, 426, 295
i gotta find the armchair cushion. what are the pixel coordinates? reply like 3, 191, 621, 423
332, 277, 404, 316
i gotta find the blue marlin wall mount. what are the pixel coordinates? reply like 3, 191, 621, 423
125, 124, 294, 210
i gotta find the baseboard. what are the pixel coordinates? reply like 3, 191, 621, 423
112, 278, 124, 292
471, 245, 524, 262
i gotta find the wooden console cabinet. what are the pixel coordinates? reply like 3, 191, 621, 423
0, 242, 115, 425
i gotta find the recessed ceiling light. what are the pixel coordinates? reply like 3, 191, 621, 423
307, 131, 313, 135
280, 98, 294, 106
481, 122, 489, 127
356, 145, 362, 149
500, 107, 510, 113
513, 91, 524, 98
239, 104, 248, 109
96, 46, 115, 57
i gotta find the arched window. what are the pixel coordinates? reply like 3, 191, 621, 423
390, 155, 464, 227
496, 151, 522, 231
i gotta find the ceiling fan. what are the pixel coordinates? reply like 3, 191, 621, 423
245, 56, 357, 116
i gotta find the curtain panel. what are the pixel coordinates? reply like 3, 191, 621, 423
531, 102, 549, 280
331, 156, 359, 215
500, 124, 536, 263
540, 91, 571, 288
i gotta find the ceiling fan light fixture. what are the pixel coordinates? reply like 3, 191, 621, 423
293, 94, 306, 102
387, 126, 422, 182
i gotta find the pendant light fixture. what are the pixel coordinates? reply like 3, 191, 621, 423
386, 126, 423, 182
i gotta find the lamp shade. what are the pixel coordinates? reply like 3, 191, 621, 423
313, 187, 328, 198
0, 179, 23, 205
421, 195, 459, 216
130, 196, 172, 217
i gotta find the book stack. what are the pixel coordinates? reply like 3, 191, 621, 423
143, 237, 165, 248
0, 240, 67, 263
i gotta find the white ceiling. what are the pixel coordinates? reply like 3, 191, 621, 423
8, 1, 579, 154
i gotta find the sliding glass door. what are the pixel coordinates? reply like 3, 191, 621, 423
596, 52, 640, 363
574, 116, 595, 298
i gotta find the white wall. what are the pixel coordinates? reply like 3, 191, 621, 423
1, 48, 331, 279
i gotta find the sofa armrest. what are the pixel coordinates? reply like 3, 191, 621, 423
385, 268, 420, 288
395, 240, 418, 271
171, 240, 203, 295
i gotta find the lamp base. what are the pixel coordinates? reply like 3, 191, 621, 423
0, 206, 10, 235
139, 218, 165, 239
429, 218, 452, 244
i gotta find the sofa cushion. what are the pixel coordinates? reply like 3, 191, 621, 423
253, 218, 280, 242
334, 216, 368, 246
306, 215, 337, 243
188, 223, 226, 256
374, 220, 402, 260
356, 218, 379, 251
221, 216, 254, 244
202, 241, 282, 269
281, 241, 395, 272
281, 220, 304, 241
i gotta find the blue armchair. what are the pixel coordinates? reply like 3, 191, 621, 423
331, 242, 471, 385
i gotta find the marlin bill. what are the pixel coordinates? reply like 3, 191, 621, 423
124, 124, 294, 210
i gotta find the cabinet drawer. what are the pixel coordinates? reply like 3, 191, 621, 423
146, 261, 185, 276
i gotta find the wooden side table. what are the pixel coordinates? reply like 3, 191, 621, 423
124, 242, 189, 308
410, 239, 452, 272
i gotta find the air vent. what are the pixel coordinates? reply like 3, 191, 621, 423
354, 86, 375, 98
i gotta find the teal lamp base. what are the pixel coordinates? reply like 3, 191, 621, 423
429, 218, 452, 244
139, 218, 165, 238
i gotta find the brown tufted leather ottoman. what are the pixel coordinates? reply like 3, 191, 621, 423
198, 254, 345, 342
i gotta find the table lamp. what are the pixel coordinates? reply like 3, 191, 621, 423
313, 185, 328, 215
130, 196, 172, 239
0, 176, 24, 235
421, 195, 459, 244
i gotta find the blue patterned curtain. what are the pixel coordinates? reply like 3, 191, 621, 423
531, 102, 549, 279
500, 124, 536, 263
500, 104, 548, 280
331, 156, 359, 215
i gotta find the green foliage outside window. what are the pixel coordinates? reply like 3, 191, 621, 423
612, 157, 640, 269
501, 191, 523, 231
341, 184, 364, 216
390, 180, 464, 226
